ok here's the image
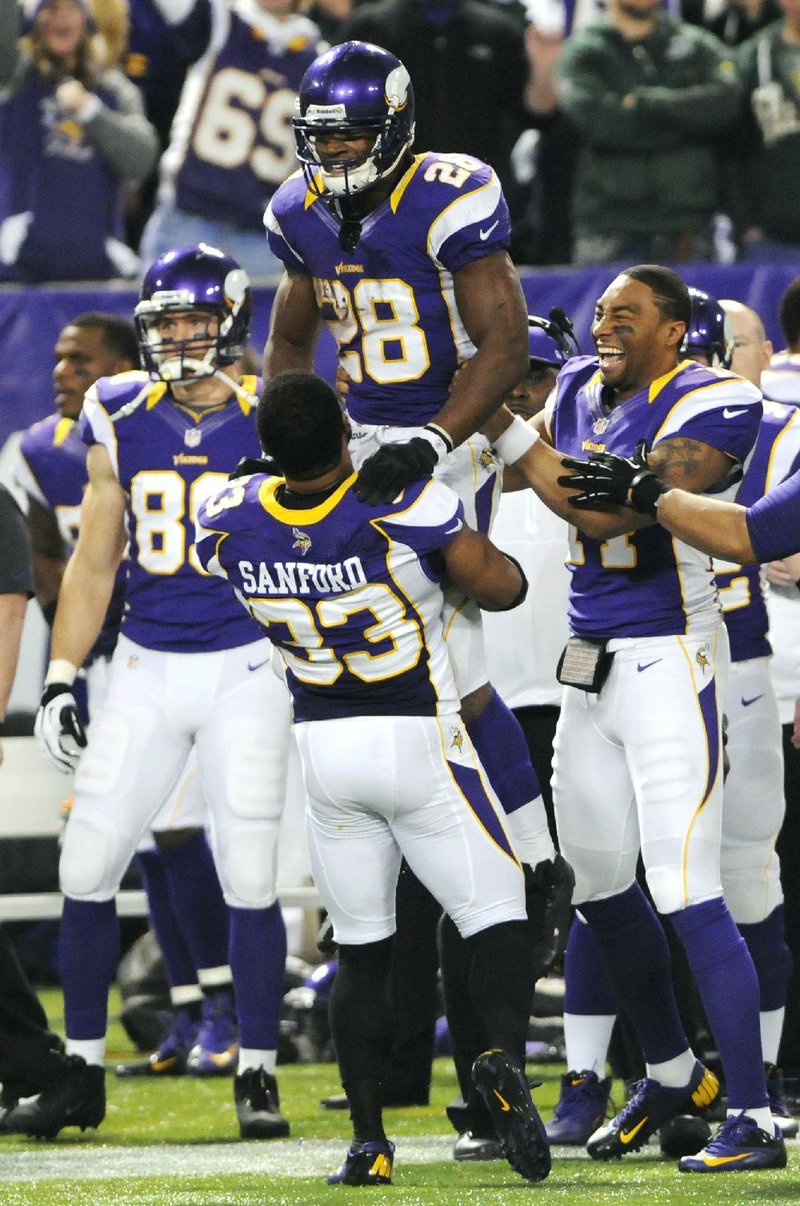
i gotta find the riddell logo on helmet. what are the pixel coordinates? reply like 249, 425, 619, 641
306, 103, 347, 121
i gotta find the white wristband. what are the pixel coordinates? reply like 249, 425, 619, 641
493, 416, 540, 466
45, 659, 78, 688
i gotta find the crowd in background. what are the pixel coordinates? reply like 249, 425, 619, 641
2, 0, 800, 281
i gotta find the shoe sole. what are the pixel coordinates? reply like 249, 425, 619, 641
473, 1053, 551, 1183
114, 1058, 187, 1079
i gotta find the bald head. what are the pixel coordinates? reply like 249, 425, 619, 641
719, 300, 772, 388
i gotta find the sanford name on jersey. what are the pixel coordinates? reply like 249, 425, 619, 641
196, 471, 465, 721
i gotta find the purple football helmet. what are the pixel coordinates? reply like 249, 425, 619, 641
683, 287, 734, 370
294, 41, 415, 198
527, 308, 580, 370
135, 243, 252, 384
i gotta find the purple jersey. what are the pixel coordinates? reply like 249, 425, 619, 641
15, 413, 124, 661
548, 356, 762, 639
196, 472, 465, 721
16, 415, 87, 546
80, 370, 263, 652
716, 401, 800, 662
162, 0, 323, 231
265, 152, 510, 426
0, 75, 127, 281
747, 405, 800, 564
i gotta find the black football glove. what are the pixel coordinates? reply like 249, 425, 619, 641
354, 436, 440, 505
557, 440, 669, 516
34, 682, 87, 773
229, 455, 279, 481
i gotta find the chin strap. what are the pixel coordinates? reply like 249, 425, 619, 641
338, 218, 363, 253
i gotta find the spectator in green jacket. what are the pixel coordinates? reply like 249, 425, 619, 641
735, 0, 800, 260
556, 0, 741, 265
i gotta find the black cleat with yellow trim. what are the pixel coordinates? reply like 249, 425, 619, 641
587, 1061, 719, 1160
678, 1113, 787, 1172
472, 1049, 551, 1182
327, 1139, 395, 1185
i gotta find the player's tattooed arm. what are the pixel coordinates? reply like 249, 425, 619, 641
648, 437, 735, 494
506, 409, 654, 538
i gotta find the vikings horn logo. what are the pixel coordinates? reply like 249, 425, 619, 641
292, 527, 312, 555
695, 645, 710, 672
449, 724, 464, 753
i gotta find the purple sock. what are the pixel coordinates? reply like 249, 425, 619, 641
670, 897, 768, 1109
137, 849, 197, 990
466, 688, 541, 815
157, 831, 230, 975
229, 903, 286, 1049
579, 883, 689, 1064
60, 897, 119, 1039
738, 904, 793, 1012
564, 916, 616, 1014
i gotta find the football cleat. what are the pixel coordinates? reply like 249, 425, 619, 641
186, 990, 239, 1076
765, 1063, 799, 1139
3, 1055, 105, 1139
587, 1061, 719, 1160
678, 1113, 787, 1172
472, 1048, 551, 1182
234, 1067, 290, 1139
452, 1129, 503, 1162
115, 1007, 199, 1078
545, 1069, 612, 1145
327, 1139, 395, 1185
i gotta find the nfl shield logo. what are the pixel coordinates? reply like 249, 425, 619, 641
593, 417, 610, 435
184, 427, 201, 448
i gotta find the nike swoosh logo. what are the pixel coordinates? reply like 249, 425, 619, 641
701, 1152, 753, 1166
492, 1090, 512, 1112
637, 659, 662, 672
445, 521, 462, 535
619, 1116, 648, 1144
248, 658, 270, 672
150, 1055, 178, 1073
741, 694, 764, 707
207, 1048, 238, 1067
723, 407, 748, 419
479, 220, 500, 241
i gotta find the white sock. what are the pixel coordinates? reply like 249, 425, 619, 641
646, 1048, 696, 1088
170, 983, 203, 1007
731, 1107, 775, 1135
563, 1012, 615, 1076
238, 1049, 276, 1075
66, 1038, 105, 1067
760, 1007, 785, 1066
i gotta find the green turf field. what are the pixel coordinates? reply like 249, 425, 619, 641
0, 989, 796, 1205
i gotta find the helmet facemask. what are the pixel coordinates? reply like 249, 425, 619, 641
135, 266, 251, 386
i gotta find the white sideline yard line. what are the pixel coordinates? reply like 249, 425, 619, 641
0, 1139, 658, 1184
